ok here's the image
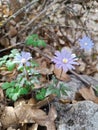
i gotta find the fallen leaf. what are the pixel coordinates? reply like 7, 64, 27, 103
8, 25, 17, 37
59, 99, 72, 104
53, 65, 71, 82
48, 105, 57, 121
1, 107, 17, 129
32, 94, 56, 109
34, 105, 57, 130
28, 98, 37, 106
75, 92, 85, 101
0, 87, 4, 101
0, 37, 10, 47
15, 104, 47, 124
28, 123, 38, 130
78, 59, 86, 73
78, 86, 98, 104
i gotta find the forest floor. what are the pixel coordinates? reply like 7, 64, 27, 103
0, 0, 98, 130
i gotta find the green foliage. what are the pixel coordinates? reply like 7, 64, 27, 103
9, 49, 19, 58
1, 67, 40, 101
6, 60, 15, 71
36, 88, 47, 100
0, 49, 19, 70
95, 86, 98, 94
1, 49, 40, 101
2, 81, 29, 101
1, 39, 70, 102
35, 76, 70, 101
0, 55, 9, 67
45, 77, 70, 98
26, 34, 46, 47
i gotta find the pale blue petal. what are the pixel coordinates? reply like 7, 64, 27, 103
62, 65, 68, 72
26, 62, 31, 66
55, 64, 62, 69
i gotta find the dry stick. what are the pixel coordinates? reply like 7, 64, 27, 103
0, 42, 24, 53
0, 0, 39, 29
32, 94, 56, 109
46, 24, 98, 32
19, 0, 68, 34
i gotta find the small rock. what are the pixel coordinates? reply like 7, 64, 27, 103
55, 101, 98, 130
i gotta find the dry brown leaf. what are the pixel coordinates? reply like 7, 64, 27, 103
15, 104, 47, 124
48, 105, 57, 121
78, 59, 86, 73
36, 58, 52, 82
59, 99, 72, 104
0, 69, 17, 82
0, 87, 4, 101
14, 99, 26, 107
28, 123, 38, 130
78, 86, 98, 104
28, 98, 37, 106
36, 58, 52, 75
0, 37, 10, 47
1, 103, 47, 129
9, 20, 16, 26
75, 92, 85, 101
1, 95, 56, 129
34, 105, 57, 130
53, 65, 71, 81
1, 107, 17, 129
10, 37, 17, 45
8, 26, 17, 37
32, 94, 56, 109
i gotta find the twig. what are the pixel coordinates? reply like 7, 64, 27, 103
19, 0, 68, 33
70, 70, 91, 86
32, 94, 56, 109
45, 24, 98, 32
0, 42, 24, 53
0, 0, 38, 29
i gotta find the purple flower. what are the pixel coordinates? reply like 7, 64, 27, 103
78, 36, 94, 51
14, 51, 32, 67
52, 48, 79, 72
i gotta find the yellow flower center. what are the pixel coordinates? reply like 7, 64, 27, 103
84, 42, 88, 46
21, 58, 26, 63
62, 58, 68, 63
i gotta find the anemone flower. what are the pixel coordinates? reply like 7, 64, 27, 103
52, 48, 79, 72
78, 36, 94, 51
14, 51, 32, 67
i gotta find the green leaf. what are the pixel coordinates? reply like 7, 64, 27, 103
11, 93, 19, 101
0, 61, 5, 67
10, 81, 16, 87
31, 61, 39, 67
9, 49, 19, 57
45, 87, 60, 97
6, 88, 14, 96
19, 88, 29, 95
26, 35, 34, 45
0, 55, 9, 66
6, 60, 15, 71
25, 34, 46, 47
1, 55, 9, 60
95, 86, 98, 94
36, 88, 46, 100
37, 40, 46, 47
1, 82, 11, 90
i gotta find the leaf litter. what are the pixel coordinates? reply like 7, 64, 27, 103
0, 0, 98, 130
